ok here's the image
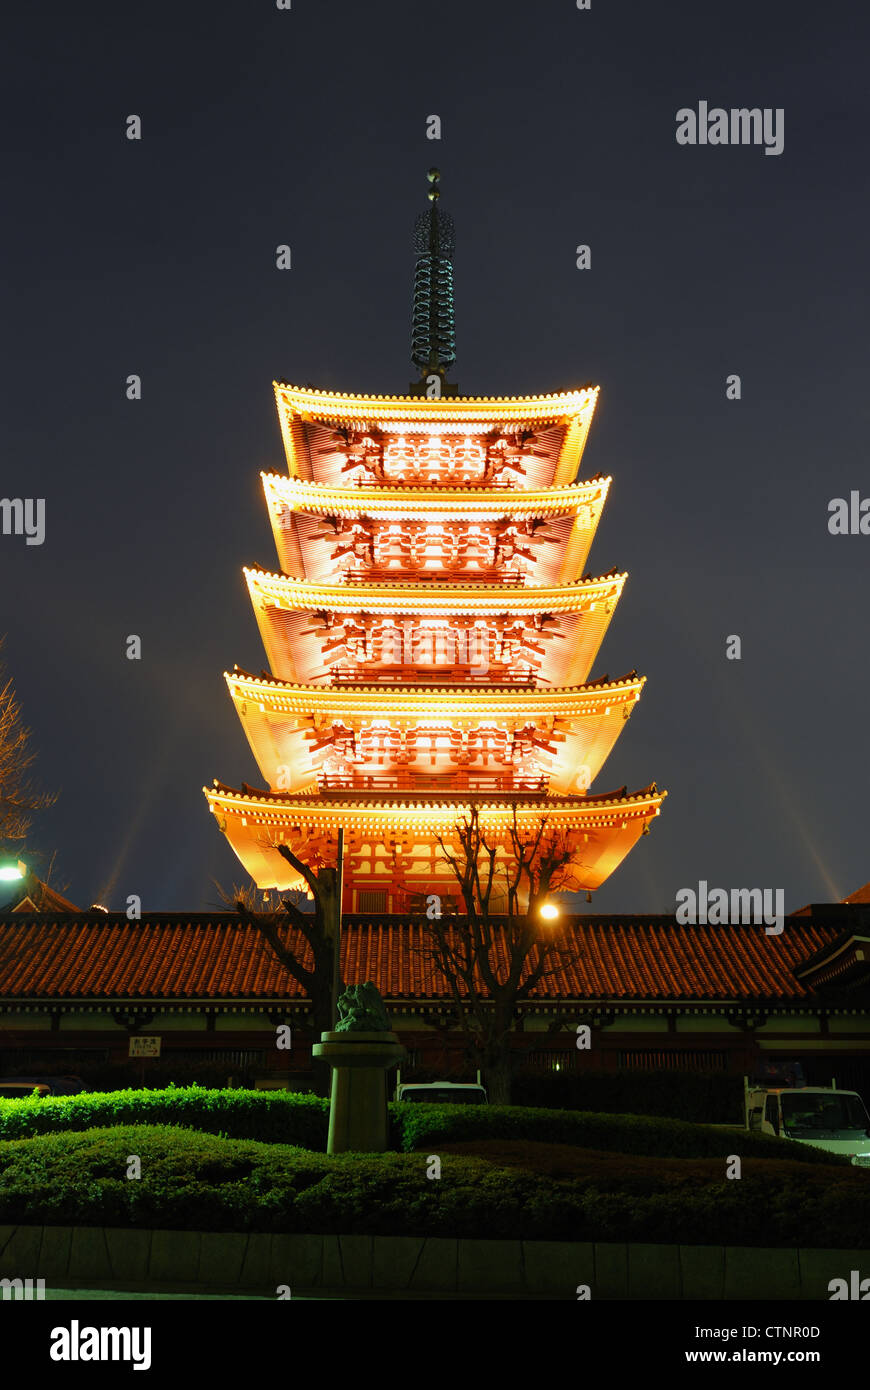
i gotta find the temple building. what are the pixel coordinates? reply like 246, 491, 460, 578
2, 905, 870, 1096
204, 170, 664, 909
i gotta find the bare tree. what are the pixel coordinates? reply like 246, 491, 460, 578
223, 839, 343, 1096
0, 638, 56, 844
422, 806, 585, 1104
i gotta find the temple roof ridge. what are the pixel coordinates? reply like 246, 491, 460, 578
273, 380, 599, 409
225, 664, 645, 697
260, 471, 611, 496
243, 563, 626, 593
207, 777, 664, 809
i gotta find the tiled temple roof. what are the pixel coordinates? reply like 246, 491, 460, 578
0, 913, 847, 1011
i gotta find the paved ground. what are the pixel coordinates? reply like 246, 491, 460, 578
44, 1289, 271, 1300
41, 1286, 526, 1300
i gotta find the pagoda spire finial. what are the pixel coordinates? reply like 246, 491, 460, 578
409, 167, 458, 397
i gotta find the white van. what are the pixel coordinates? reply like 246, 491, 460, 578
745, 1078, 870, 1165
394, 1070, 488, 1104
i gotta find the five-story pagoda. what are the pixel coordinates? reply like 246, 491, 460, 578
205, 171, 665, 912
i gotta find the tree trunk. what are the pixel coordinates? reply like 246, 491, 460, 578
308, 976, 335, 1097
484, 1054, 514, 1106
310, 1057, 332, 1098
307, 873, 342, 1098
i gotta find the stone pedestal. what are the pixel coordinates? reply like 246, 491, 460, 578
312, 1031, 406, 1155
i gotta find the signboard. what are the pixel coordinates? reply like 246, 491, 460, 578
128, 1036, 161, 1058
752, 1058, 804, 1087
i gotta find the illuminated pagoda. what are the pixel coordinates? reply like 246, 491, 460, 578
205, 170, 665, 912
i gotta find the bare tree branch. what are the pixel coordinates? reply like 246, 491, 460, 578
0, 638, 57, 843
421, 807, 588, 1102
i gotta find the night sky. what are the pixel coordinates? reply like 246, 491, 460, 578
2, 0, 867, 914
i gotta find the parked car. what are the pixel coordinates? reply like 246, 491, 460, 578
0, 1075, 85, 1098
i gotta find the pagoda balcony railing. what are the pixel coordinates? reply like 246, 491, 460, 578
320, 771, 547, 794
330, 667, 537, 686
351, 476, 519, 490
349, 472, 522, 489
339, 569, 527, 586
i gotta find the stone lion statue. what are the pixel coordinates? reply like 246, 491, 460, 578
335, 981, 391, 1033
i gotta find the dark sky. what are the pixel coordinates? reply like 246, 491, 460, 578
2, 0, 867, 913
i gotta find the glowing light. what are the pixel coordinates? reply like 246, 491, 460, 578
0, 863, 24, 882
539, 901, 560, 921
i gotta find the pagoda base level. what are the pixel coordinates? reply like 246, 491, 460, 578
205, 783, 665, 901
312, 1031, 406, 1154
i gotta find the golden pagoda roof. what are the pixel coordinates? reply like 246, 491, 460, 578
263, 473, 610, 586
204, 780, 665, 893
226, 668, 644, 719
274, 382, 599, 489
244, 567, 624, 616
244, 568, 624, 686
207, 779, 662, 817
261, 473, 610, 520
226, 670, 647, 797
274, 381, 599, 424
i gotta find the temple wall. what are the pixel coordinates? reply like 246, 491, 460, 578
4, 1009, 870, 1091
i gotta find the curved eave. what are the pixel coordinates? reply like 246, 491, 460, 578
274, 381, 599, 487
205, 782, 664, 821
244, 567, 625, 616
261, 472, 611, 520
226, 670, 645, 719
244, 570, 623, 685
204, 782, 665, 893
225, 672, 647, 795
274, 380, 599, 423
263, 473, 610, 586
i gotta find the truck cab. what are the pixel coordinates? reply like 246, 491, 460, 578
745, 1078, 870, 1165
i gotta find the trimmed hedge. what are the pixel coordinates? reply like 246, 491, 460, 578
390, 1102, 849, 1166
0, 1124, 867, 1246
0, 1086, 329, 1148
0, 1087, 847, 1168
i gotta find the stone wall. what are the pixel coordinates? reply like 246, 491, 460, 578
0, 1225, 862, 1299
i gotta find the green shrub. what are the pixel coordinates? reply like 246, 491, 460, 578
389, 1102, 849, 1166
0, 1088, 847, 1170
0, 1087, 329, 1149
0, 1124, 866, 1246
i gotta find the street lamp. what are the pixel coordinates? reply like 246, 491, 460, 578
0, 858, 25, 883
0, 855, 26, 912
